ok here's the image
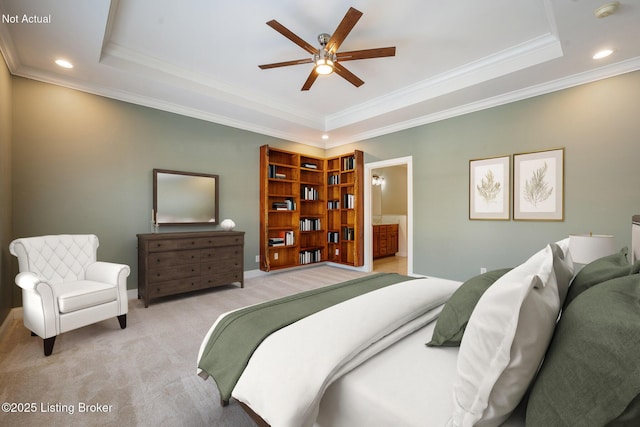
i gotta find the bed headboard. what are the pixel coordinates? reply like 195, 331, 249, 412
633, 215, 640, 264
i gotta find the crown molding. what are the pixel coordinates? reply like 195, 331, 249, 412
325, 33, 563, 131
325, 56, 640, 147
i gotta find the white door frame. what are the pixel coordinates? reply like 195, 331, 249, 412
364, 156, 413, 275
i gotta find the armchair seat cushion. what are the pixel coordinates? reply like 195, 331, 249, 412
56, 280, 118, 314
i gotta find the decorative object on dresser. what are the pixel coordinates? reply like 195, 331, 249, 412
220, 219, 236, 231
259, 145, 364, 271
373, 224, 398, 259
137, 231, 244, 307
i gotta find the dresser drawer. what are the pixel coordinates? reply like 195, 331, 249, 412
202, 258, 242, 275
148, 263, 201, 283
148, 277, 203, 298
147, 240, 180, 252
202, 270, 244, 288
149, 249, 201, 267
201, 245, 242, 262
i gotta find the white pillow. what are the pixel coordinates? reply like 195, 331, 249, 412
450, 243, 567, 427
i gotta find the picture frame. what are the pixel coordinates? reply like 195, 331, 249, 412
513, 148, 564, 221
469, 155, 510, 220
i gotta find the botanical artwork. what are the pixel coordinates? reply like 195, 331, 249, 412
514, 148, 564, 221
520, 160, 555, 211
469, 156, 510, 220
475, 167, 503, 211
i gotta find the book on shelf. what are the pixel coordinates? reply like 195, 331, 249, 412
268, 164, 288, 179
269, 239, 285, 247
327, 231, 339, 243
301, 162, 318, 169
299, 249, 322, 265
342, 227, 355, 241
300, 217, 321, 231
343, 193, 355, 209
272, 197, 296, 211
328, 174, 340, 185
301, 185, 319, 201
342, 156, 355, 170
328, 200, 340, 210
269, 230, 294, 246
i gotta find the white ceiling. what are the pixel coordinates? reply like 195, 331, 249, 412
1, 0, 639, 148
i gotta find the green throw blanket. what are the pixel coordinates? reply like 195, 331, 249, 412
198, 272, 414, 402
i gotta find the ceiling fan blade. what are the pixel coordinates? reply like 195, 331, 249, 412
259, 58, 313, 69
266, 20, 317, 54
325, 7, 363, 53
301, 69, 319, 91
334, 63, 364, 88
336, 46, 396, 61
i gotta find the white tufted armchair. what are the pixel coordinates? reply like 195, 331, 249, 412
9, 234, 130, 356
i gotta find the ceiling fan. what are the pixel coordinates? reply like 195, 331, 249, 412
258, 7, 396, 91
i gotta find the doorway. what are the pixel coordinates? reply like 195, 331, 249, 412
364, 156, 413, 275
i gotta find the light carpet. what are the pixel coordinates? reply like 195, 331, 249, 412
0, 265, 369, 427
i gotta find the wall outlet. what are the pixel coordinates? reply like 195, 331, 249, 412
480, 267, 487, 274
274, 252, 279, 260
255, 255, 260, 263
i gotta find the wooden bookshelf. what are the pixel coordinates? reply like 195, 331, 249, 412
260, 145, 363, 271
326, 151, 364, 267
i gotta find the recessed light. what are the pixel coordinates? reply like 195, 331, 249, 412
593, 49, 614, 59
321, 134, 329, 140
55, 59, 73, 69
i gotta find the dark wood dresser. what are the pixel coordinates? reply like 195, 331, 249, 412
137, 231, 244, 307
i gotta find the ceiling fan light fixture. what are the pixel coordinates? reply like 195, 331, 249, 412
315, 58, 334, 75
314, 49, 335, 75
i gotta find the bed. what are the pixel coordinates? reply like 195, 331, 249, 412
197, 218, 640, 427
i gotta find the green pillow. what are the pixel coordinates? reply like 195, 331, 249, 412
426, 268, 511, 347
565, 247, 640, 307
526, 274, 640, 426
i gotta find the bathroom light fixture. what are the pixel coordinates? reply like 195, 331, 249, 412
372, 175, 385, 186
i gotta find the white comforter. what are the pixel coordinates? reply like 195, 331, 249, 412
232, 277, 461, 427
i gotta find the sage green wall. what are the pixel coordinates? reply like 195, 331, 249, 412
0, 54, 12, 321
7, 69, 640, 311
10, 76, 323, 306
329, 70, 640, 280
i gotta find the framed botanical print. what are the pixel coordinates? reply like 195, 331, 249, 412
469, 155, 510, 220
513, 148, 564, 221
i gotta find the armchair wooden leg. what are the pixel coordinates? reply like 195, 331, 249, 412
117, 314, 127, 329
43, 337, 56, 356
